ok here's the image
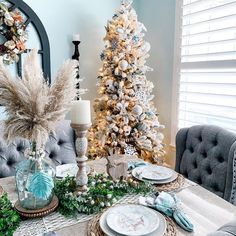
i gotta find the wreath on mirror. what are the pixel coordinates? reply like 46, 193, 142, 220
0, 2, 28, 64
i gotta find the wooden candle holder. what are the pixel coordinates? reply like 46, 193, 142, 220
71, 123, 91, 193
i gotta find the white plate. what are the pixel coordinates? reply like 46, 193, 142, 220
132, 166, 178, 184
56, 164, 90, 178
106, 204, 159, 236
141, 166, 173, 181
100, 206, 166, 236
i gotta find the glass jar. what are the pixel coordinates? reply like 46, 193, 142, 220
15, 145, 56, 210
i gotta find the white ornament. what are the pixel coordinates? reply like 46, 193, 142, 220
112, 94, 118, 100
119, 59, 129, 71
139, 113, 146, 121
117, 28, 124, 34
124, 145, 137, 155
113, 126, 119, 132
135, 90, 146, 101
124, 125, 131, 136
106, 79, 114, 90
132, 105, 143, 117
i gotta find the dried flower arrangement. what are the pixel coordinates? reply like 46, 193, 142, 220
0, 49, 78, 147
0, 3, 28, 64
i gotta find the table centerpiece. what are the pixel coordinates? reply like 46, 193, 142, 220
0, 49, 78, 211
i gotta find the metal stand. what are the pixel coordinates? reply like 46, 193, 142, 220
72, 40, 81, 100
71, 123, 91, 192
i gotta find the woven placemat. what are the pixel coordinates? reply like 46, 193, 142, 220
155, 174, 185, 192
87, 212, 177, 236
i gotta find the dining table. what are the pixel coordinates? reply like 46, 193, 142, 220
1, 157, 236, 236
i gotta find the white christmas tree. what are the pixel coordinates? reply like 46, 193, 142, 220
89, 0, 165, 163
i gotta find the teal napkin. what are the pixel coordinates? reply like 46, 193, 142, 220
128, 161, 148, 170
139, 192, 194, 232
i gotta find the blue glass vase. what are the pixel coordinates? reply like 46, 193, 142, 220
15, 145, 56, 210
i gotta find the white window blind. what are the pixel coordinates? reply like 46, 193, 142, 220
174, 0, 236, 134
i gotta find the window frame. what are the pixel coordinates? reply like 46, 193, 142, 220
171, 0, 183, 146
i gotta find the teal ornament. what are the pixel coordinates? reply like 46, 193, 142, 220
132, 35, 139, 43
28, 171, 54, 200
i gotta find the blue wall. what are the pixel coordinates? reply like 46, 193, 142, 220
24, 0, 121, 101
136, 0, 176, 163
0, 0, 121, 119
0, 0, 176, 164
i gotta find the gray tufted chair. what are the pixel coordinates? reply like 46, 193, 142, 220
175, 125, 236, 203
0, 120, 76, 178
207, 221, 236, 236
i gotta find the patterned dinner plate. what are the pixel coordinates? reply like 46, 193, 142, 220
56, 164, 90, 178
100, 205, 166, 236
141, 166, 173, 181
106, 204, 159, 236
132, 166, 178, 184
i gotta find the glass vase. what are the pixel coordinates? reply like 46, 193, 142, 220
15, 144, 56, 210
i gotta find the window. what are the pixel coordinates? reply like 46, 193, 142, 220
171, 0, 236, 144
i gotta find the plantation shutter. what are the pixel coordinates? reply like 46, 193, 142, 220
177, 0, 236, 133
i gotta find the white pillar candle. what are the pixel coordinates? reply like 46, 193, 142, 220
73, 34, 80, 41
71, 100, 91, 124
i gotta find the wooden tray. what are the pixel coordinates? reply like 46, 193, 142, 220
14, 195, 59, 218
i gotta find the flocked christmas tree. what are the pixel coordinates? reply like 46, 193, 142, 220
88, 0, 165, 163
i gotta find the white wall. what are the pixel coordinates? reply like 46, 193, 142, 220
136, 0, 176, 166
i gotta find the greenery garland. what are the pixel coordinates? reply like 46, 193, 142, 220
54, 173, 154, 216
0, 193, 21, 236
0, 173, 153, 235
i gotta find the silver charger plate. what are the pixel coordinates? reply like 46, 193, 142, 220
132, 166, 178, 184
141, 165, 173, 181
56, 163, 90, 178
106, 204, 159, 236
100, 206, 166, 236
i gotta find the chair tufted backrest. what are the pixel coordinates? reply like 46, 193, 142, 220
0, 120, 76, 178
175, 125, 236, 202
